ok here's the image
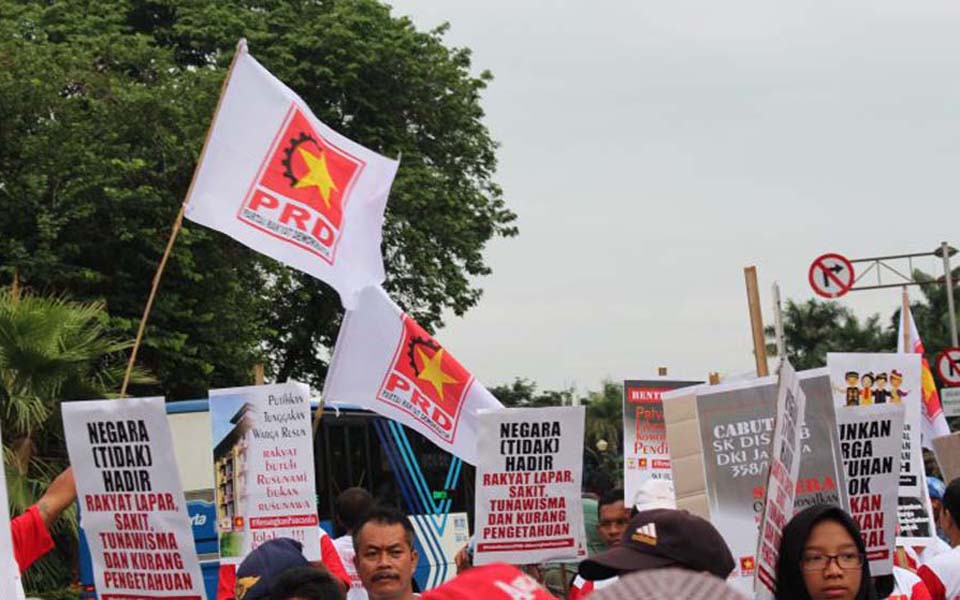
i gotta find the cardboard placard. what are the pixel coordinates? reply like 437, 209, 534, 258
622, 380, 699, 508
756, 362, 807, 599
663, 369, 845, 595
209, 382, 320, 564
837, 403, 904, 577
63, 397, 205, 600
932, 432, 960, 482
474, 406, 586, 565
0, 425, 24, 600
827, 353, 935, 546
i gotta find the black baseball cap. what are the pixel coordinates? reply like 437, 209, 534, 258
589, 568, 748, 600
235, 538, 310, 600
578, 509, 735, 581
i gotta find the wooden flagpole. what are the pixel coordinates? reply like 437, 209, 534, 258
744, 266, 769, 377
10, 268, 19, 303
120, 40, 248, 396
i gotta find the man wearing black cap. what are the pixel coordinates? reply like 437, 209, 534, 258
569, 508, 735, 599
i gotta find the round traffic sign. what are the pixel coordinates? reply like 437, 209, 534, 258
808, 253, 855, 299
935, 348, 960, 387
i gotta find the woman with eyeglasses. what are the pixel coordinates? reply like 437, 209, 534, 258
775, 504, 877, 600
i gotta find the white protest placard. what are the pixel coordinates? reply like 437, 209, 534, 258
827, 353, 935, 546
663, 369, 846, 596
756, 361, 807, 600
62, 397, 205, 600
209, 382, 319, 564
0, 426, 25, 600
622, 380, 699, 509
837, 403, 904, 577
474, 406, 586, 565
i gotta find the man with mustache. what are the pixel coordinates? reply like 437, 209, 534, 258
353, 507, 421, 600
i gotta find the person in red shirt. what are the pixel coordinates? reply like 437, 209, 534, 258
10, 467, 76, 573
918, 478, 960, 600
217, 527, 352, 600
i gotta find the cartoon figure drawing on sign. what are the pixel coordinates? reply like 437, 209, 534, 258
889, 370, 908, 404
845, 372, 860, 407
873, 373, 889, 404
860, 373, 874, 405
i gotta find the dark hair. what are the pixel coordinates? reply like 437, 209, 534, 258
269, 566, 344, 600
352, 506, 416, 552
583, 470, 614, 496
598, 488, 625, 517
775, 504, 876, 600
334, 487, 374, 534
944, 477, 960, 527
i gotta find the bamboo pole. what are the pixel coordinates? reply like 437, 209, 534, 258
744, 266, 769, 377
902, 287, 911, 352
120, 40, 248, 396
10, 267, 19, 303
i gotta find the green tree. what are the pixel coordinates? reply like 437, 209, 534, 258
765, 299, 895, 369
0, 0, 516, 397
580, 379, 623, 483
897, 268, 960, 364
489, 378, 572, 408
581, 379, 623, 454
0, 289, 149, 591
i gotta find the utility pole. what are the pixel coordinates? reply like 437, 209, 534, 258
772, 282, 786, 360
939, 241, 959, 347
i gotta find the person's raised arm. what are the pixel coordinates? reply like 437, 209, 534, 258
36, 467, 76, 527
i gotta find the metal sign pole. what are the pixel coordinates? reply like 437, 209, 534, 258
942, 241, 959, 347
772, 282, 786, 360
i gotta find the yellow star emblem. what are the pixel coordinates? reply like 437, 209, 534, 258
416, 347, 459, 400
294, 146, 338, 208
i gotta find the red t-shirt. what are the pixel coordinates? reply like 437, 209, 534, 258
10, 505, 54, 573
216, 531, 352, 600
918, 546, 960, 600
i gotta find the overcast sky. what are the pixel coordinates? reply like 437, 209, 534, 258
388, 0, 960, 392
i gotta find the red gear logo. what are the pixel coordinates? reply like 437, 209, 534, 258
378, 316, 473, 443
237, 105, 364, 264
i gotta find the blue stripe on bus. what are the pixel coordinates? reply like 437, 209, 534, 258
385, 425, 453, 588
372, 421, 446, 588
372, 419, 420, 513
388, 421, 437, 513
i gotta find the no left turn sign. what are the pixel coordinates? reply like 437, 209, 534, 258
808, 253, 855, 299
935, 348, 960, 387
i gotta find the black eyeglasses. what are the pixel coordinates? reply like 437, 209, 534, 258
800, 552, 864, 571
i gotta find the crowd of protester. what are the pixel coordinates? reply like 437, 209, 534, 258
6, 467, 960, 600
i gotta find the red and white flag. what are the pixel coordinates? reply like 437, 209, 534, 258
184, 40, 399, 309
323, 286, 502, 464
898, 302, 951, 447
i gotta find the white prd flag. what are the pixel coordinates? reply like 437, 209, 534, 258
184, 40, 399, 309
62, 397, 205, 600
0, 426, 25, 600
897, 304, 952, 447
323, 286, 502, 464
